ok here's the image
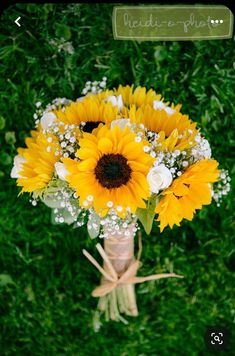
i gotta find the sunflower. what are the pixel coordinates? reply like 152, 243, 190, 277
114, 85, 162, 108
155, 159, 220, 231
16, 131, 61, 193
128, 104, 199, 151
54, 95, 118, 132
63, 124, 154, 217
94, 89, 115, 102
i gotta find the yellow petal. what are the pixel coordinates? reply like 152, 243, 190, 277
97, 138, 113, 154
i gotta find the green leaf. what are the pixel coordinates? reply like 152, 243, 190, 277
55, 23, 71, 40
0, 152, 12, 166
136, 195, 159, 235
0, 115, 6, 130
154, 46, 167, 62
42, 195, 63, 209
25, 285, 35, 302
51, 208, 76, 225
45, 76, 55, 88
87, 212, 101, 239
5, 131, 16, 145
0, 274, 15, 287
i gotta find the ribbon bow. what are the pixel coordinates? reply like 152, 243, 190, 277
82, 243, 183, 297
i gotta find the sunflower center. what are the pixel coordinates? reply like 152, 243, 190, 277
95, 154, 132, 189
82, 121, 104, 133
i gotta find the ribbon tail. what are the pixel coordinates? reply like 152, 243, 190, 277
118, 261, 140, 284
92, 282, 117, 297
96, 243, 117, 281
82, 248, 116, 283
129, 273, 184, 284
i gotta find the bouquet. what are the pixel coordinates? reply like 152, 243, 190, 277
11, 78, 230, 324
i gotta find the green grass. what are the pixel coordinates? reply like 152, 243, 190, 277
0, 4, 234, 355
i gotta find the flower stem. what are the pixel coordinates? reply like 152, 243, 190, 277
96, 227, 139, 322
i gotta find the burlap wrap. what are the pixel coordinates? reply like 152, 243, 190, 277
83, 231, 183, 312
103, 234, 134, 275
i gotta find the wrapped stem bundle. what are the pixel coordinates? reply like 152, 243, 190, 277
96, 232, 138, 321
83, 227, 182, 322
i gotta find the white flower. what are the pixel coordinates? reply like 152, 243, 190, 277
10, 155, 26, 178
99, 81, 106, 88
107, 94, 123, 110
192, 138, 211, 160
153, 100, 165, 110
147, 164, 173, 194
164, 106, 175, 115
82, 88, 88, 95
40, 112, 57, 130
55, 162, 69, 181
153, 100, 175, 115
110, 118, 131, 131
201, 139, 212, 158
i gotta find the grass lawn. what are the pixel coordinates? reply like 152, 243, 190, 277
0, 4, 234, 355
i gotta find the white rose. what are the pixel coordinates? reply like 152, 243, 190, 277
55, 162, 69, 181
111, 118, 131, 131
107, 94, 123, 110
153, 100, 175, 115
40, 112, 57, 130
147, 164, 173, 194
10, 155, 26, 178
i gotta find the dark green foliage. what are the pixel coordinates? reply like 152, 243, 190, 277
0, 4, 234, 355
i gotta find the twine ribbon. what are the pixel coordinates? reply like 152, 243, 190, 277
82, 240, 183, 297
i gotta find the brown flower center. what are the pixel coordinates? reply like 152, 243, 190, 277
82, 121, 104, 133
95, 154, 132, 189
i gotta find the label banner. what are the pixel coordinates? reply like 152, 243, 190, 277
112, 6, 233, 41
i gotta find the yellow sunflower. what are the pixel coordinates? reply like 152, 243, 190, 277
114, 84, 162, 108
54, 95, 118, 132
94, 89, 114, 102
128, 104, 199, 151
16, 131, 61, 193
155, 159, 220, 231
63, 124, 154, 217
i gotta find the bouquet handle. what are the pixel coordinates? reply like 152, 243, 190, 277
82, 232, 183, 322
